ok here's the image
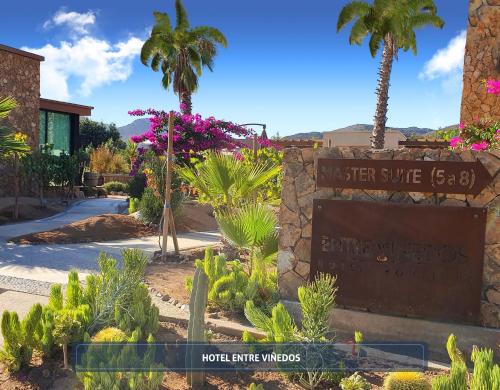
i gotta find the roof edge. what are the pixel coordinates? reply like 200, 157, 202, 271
40, 98, 93, 116
0, 44, 44, 61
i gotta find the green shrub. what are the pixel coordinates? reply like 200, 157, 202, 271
128, 173, 146, 198
340, 373, 371, 390
248, 384, 264, 390
431, 362, 467, 390
384, 372, 430, 389
96, 187, 108, 197
138, 188, 163, 224
103, 181, 129, 193
0, 304, 43, 372
470, 346, 499, 390
129, 197, 139, 214
243, 273, 337, 389
81, 186, 97, 197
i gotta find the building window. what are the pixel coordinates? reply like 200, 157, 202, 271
328, 139, 332, 147
39, 110, 71, 155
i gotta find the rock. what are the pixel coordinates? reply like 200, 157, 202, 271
295, 261, 310, 279
409, 192, 426, 202
171, 299, 178, 306
283, 147, 303, 164
371, 150, 394, 160
279, 224, 302, 249
302, 223, 312, 238
440, 199, 467, 207
277, 250, 296, 274
294, 238, 311, 263
279, 204, 300, 227
284, 162, 304, 178
295, 171, 315, 198
477, 152, 500, 178
480, 301, 500, 328
301, 148, 314, 163
282, 178, 299, 212
466, 186, 497, 207
278, 271, 305, 300
485, 287, 500, 305
156, 292, 162, 298
485, 202, 499, 245
161, 294, 171, 301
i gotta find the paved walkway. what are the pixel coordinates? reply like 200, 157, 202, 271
0, 197, 127, 242
0, 198, 220, 287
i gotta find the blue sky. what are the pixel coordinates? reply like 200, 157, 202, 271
1, 1, 468, 136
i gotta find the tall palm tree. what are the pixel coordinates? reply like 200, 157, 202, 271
141, 0, 227, 115
337, 0, 444, 149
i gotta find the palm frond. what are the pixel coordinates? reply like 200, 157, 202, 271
410, 13, 444, 29
0, 97, 16, 119
337, 1, 371, 32
349, 18, 369, 45
0, 127, 30, 157
152, 11, 172, 35
140, 37, 157, 65
368, 32, 383, 57
175, 0, 190, 31
191, 26, 228, 47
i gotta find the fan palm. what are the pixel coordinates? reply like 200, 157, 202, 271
337, 0, 444, 149
177, 151, 281, 212
0, 97, 29, 157
216, 203, 278, 274
141, 0, 227, 114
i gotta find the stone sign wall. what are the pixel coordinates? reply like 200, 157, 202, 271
460, 0, 499, 123
278, 147, 500, 328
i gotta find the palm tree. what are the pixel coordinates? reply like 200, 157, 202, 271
141, 0, 227, 115
337, 0, 444, 149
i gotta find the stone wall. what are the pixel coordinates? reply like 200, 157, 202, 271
278, 147, 500, 328
0, 47, 41, 149
460, 0, 500, 123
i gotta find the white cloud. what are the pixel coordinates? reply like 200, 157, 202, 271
43, 9, 96, 35
419, 30, 466, 80
24, 10, 143, 101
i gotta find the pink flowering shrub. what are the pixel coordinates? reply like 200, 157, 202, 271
128, 109, 253, 174
439, 118, 500, 152
486, 79, 500, 96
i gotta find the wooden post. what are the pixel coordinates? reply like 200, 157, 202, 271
161, 111, 180, 256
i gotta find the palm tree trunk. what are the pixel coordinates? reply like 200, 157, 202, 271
179, 91, 192, 115
372, 33, 395, 149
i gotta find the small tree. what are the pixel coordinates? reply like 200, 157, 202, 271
79, 118, 124, 149
53, 312, 81, 369
22, 145, 55, 208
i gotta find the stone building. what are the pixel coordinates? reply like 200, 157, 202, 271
0, 44, 93, 153
460, 0, 499, 123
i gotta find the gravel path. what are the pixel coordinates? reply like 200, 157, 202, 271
0, 274, 52, 296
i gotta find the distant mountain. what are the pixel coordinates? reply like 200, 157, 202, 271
284, 124, 440, 140
117, 118, 150, 141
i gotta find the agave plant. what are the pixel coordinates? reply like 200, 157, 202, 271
0, 97, 29, 157
216, 203, 278, 275
178, 151, 281, 212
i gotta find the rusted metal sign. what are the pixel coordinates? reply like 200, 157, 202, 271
317, 158, 492, 195
310, 199, 486, 324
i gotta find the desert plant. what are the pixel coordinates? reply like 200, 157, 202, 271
248, 384, 264, 390
470, 346, 499, 390
141, 0, 227, 114
103, 181, 129, 193
89, 144, 128, 173
22, 144, 56, 207
0, 304, 43, 372
138, 187, 164, 224
340, 372, 371, 390
129, 197, 139, 214
337, 0, 444, 148
384, 372, 430, 390
186, 267, 209, 387
178, 150, 281, 212
431, 362, 468, 390
53, 312, 81, 369
128, 173, 147, 198
216, 203, 278, 272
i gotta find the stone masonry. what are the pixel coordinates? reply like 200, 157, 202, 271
278, 147, 500, 328
0, 46, 42, 149
460, 0, 500, 123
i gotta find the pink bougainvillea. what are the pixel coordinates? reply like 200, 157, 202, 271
128, 109, 255, 174
486, 79, 500, 95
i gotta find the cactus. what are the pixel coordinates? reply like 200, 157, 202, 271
384, 372, 430, 389
446, 333, 464, 365
431, 362, 467, 390
249, 384, 264, 390
186, 267, 209, 388
340, 372, 371, 390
